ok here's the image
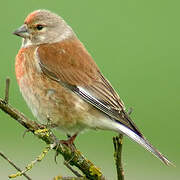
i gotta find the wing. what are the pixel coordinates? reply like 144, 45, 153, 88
36, 38, 142, 136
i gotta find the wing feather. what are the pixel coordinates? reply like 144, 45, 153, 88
37, 38, 142, 136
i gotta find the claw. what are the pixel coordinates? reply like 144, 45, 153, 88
22, 129, 30, 138
60, 134, 77, 149
54, 134, 78, 163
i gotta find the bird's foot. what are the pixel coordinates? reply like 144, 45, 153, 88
54, 134, 77, 163
60, 134, 77, 148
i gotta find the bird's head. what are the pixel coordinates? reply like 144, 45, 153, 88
13, 9, 74, 47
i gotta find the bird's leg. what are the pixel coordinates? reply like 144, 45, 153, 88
54, 133, 78, 163
60, 133, 77, 148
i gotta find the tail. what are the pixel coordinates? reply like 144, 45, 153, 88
111, 119, 173, 166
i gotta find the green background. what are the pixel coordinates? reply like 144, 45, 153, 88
0, 0, 179, 179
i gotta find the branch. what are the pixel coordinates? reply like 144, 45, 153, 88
0, 78, 106, 180
53, 176, 87, 180
0, 151, 32, 180
4, 77, 10, 104
113, 135, 124, 180
112, 107, 133, 180
64, 161, 83, 177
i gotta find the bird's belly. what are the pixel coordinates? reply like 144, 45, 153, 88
18, 74, 92, 134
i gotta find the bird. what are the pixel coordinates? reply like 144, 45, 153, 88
13, 9, 171, 165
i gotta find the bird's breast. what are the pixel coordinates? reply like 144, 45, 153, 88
15, 46, 93, 134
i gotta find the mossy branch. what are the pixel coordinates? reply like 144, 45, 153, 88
0, 78, 107, 179
0, 78, 125, 180
113, 135, 124, 180
53, 177, 87, 180
0, 151, 32, 180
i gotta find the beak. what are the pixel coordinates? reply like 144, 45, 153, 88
13, 24, 29, 38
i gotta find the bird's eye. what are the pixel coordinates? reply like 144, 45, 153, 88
36, 24, 44, 31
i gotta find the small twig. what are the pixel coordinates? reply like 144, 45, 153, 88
0, 151, 32, 180
9, 144, 53, 178
64, 161, 83, 177
113, 134, 124, 180
4, 77, 10, 104
53, 176, 87, 180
